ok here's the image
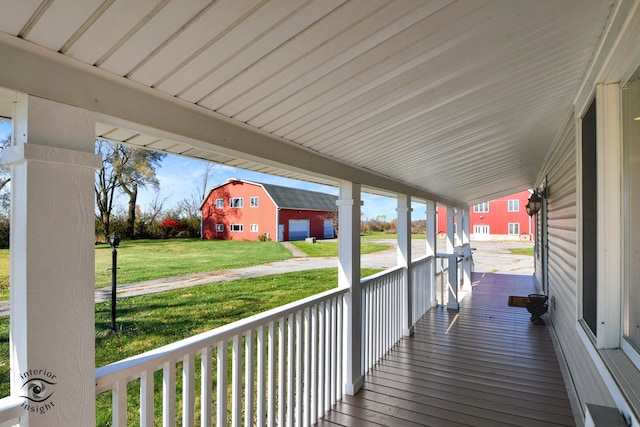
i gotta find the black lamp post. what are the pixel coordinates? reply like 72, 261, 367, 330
109, 234, 120, 331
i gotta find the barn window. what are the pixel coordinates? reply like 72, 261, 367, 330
230, 224, 244, 232
215, 224, 224, 232
230, 198, 243, 208
508, 223, 520, 235
250, 224, 259, 232
474, 202, 489, 212
216, 198, 224, 208
250, 197, 259, 207
508, 200, 519, 212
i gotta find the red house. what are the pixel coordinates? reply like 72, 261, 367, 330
201, 179, 338, 241
437, 190, 535, 241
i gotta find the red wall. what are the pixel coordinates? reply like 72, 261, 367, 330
278, 209, 335, 241
201, 181, 277, 241
201, 180, 336, 241
437, 190, 534, 239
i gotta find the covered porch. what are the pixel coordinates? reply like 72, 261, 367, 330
0, 1, 637, 426
322, 272, 575, 426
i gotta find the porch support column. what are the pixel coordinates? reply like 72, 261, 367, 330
446, 206, 455, 253
397, 194, 413, 336
446, 207, 459, 310
426, 200, 437, 307
5, 95, 100, 427
338, 181, 363, 396
460, 209, 472, 291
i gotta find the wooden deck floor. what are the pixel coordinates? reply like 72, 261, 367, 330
320, 273, 576, 427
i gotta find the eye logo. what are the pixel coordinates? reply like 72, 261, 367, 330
20, 377, 56, 403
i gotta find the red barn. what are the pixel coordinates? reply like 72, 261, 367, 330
437, 190, 534, 241
201, 179, 338, 241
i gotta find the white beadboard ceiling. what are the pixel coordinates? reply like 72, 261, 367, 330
0, 0, 617, 206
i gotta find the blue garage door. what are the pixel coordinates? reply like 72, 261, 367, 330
288, 219, 309, 241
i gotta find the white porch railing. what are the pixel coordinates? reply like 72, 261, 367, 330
95, 287, 347, 427
411, 255, 434, 323
361, 256, 436, 375
3, 258, 442, 426
0, 396, 24, 427
361, 266, 404, 374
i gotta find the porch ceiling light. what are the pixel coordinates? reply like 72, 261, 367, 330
526, 191, 544, 216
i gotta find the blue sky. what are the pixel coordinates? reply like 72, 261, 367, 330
0, 120, 415, 220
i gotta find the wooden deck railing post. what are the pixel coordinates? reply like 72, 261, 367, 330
338, 181, 363, 396
397, 194, 414, 336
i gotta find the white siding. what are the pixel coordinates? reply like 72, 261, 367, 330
537, 112, 615, 417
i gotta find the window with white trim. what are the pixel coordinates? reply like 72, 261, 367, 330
250, 197, 259, 207
474, 202, 489, 212
508, 223, 520, 235
230, 224, 244, 232
508, 200, 519, 212
250, 224, 259, 232
230, 198, 243, 208
215, 224, 224, 232
215, 198, 224, 208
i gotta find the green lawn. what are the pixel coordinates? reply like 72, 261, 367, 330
0, 267, 382, 425
0, 239, 391, 300
290, 240, 390, 257
508, 247, 534, 256
94, 239, 293, 288
360, 231, 427, 240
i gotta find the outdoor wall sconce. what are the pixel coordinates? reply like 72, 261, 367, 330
525, 189, 546, 216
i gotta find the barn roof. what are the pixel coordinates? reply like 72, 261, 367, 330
203, 179, 338, 212
259, 182, 337, 212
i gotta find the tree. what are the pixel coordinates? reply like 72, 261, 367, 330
95, 140, 166, 240
174, 162, 218, 220
0, 135, 10, 194
95, 140, 120, 240
116, 145, 166, 238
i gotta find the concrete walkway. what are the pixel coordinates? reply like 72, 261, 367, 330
0, 239, 534, 317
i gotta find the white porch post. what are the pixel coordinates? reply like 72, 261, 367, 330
446, 207, 459, 310
446, 206, 455, 253
460, 209, 472, 291
426, 200, 437, 307
5, 95, 99, 427
397, 194, 413, 336
338, 181, 363, 396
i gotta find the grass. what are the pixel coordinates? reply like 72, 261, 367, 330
94, 239, 293, 289
508, 247, 534, 256
0, 267, 382, 425
0, 238, 392, 300
290, 240, 390, 257
0, 250, 6, 301
360, 231, 426, 240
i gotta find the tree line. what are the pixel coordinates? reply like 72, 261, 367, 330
0, 137, 216, 247
94, 139, 216, 242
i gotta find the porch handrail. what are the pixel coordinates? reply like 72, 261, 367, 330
0, 396, 24, 427
95, 287, 348, 427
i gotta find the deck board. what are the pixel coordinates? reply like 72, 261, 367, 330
321, 272, 576, 426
